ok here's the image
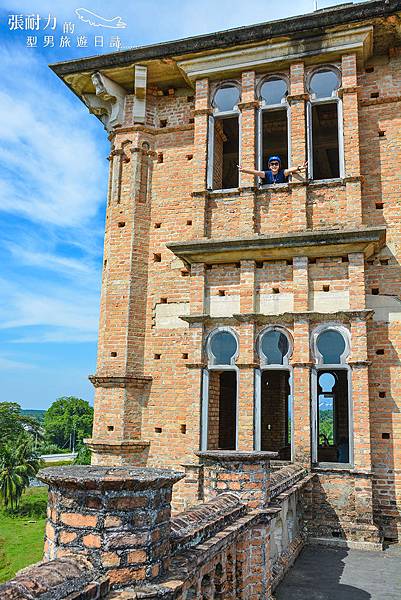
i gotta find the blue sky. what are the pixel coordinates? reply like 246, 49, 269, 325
0, 0, 367, 409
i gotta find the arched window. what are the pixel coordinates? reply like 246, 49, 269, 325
306, 66, 344, 180
257, 76, 290, 181
207, 328, 238, 366
202, 328, 238, 451
311, 325, 352, 466
258, 326, 292, 366
255, 327, 293, 460
207, 83, 241, 190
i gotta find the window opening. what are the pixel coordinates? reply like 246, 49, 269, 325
317, 370, 349, 463
208, 84, 240, 190
260, 329, 290, 365
261, 370, 291, 460
316, 330, 346, 364
209, 330, 238, 366
307, 68, 343, 180
258, 77, 289, 178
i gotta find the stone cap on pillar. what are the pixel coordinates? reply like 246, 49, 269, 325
37, 465, 184, 491
196, 451, 278, 462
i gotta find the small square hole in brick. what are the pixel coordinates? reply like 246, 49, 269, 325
235, 262, 241, 269
341, 256, 348, 263
180, 424, 187, 434
286, 259, 293, 266
110, 352, 117, 357
371, 92, 379, 99
376, 349, 384, 355
367, 260, 374, 265
272, 287, 280, 294
118, 221, 125, 228
323, 285, 330, 292
365, 66, 374, 73
256, 261, 264, 268
186, 219, 192, 226
155, 427, 162, 433
160, 297, 167, 304
154, 222, 162, 229
107, 425, 114, 432
186, 154, 193, 160
218, 290, 226, 296
187, 95, 194, 103
375, 202, 384, 209
160, 119, 168, 128
372, 288, 380, 295
153, 253, 162, 262
378, 130, 385, 137
104, 259, 107, 267
181, 269, 190, 277
380, 259, 389, 265
382, 432, 390, 440
189, 118, 194, 124
157, 153, 164, 163
182, 353, 189, 360
379, 391, 386, 398
309, 258, 317, 264
154, 353, 161, 360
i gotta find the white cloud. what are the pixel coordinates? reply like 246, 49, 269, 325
0, 356, 35, 370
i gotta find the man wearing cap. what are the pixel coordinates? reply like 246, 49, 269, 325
238, 156, 307, 184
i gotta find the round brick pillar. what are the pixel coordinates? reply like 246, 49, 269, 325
38, 466, 183, 589
196, 451, 277, 509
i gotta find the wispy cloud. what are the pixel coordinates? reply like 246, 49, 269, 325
0, 356, 35, 370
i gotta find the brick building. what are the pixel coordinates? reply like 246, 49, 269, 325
51, 0, 401, 547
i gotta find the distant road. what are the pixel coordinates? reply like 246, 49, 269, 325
40, 453, 77, 462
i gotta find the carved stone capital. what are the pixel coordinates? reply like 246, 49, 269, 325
83, 72, 127, 132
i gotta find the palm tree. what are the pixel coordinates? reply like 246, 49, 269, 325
0, 437, 42, 511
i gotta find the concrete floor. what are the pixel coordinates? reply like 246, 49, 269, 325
275, 544, 401, 600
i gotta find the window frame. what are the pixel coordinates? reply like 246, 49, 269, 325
306, 66, 345, 182
207, 82, 242, 191
201, 327, 239, 451
254, 326, 294, 459
257, 75, 291, 185
310, 323, 354, 468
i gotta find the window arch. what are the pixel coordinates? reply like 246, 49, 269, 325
208, 83, 241, 190
257, 326, 292, 366
257, 75, 290, 181
206, 328, 239, 367
311, 324, 350, 365
306, 65, 344, 181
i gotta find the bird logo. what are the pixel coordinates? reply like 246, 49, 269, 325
75, 8, 127, 29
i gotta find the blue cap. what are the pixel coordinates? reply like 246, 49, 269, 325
268, 155, 281, 164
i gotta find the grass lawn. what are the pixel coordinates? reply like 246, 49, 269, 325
0, 486, 48, 583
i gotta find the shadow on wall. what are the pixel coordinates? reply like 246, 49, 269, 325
275, 546, 371, 600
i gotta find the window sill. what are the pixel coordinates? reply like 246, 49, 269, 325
208, 188, 240, 198
312, 463, 353, 473
258, 183, 290, 193
308, 178, 345, 188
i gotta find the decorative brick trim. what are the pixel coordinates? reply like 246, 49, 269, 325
193, 108, 213, 116
237, 100, 260, 110
287, 93, 309, 103
84, 439, 151, 455
338, 85, 360, 97
360, 95, 401, 107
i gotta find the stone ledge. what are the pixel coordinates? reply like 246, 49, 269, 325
89, 375, 153, 388
38, 465, 184, 491
197, 450, 278, 462
84, 438, 151, 456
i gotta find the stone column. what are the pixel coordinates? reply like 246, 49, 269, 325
341, 53, 363, 227
288, 62, 308, 231
197, 451, 277, 509
38, 466, 183, 590
292, 319, 312, 467
348, 252, 366, 310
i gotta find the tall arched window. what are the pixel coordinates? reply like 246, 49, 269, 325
201, 328, 238, 451
257, 76, 290, 179
255, 326, 293, 460
306, 66, 344, 181
311, 324, 352, 466
207, 83, 241, 190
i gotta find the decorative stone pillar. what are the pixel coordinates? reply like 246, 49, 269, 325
38, 466, 183, 589
197, 451, 277, 509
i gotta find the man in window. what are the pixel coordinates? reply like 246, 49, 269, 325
238, 156, 307, 184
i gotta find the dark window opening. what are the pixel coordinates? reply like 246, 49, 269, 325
311, 103, 340, 180
261, 370, 291, 460
317, 370, 349, 463
208, 370, 237, 450
262, 109, 288, 174
213, 116, 239, 189
317, 330, 346, 364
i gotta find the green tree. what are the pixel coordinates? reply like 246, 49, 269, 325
0, 402, 42, 450
43, 397, 93, 450
0, 437, 42, 511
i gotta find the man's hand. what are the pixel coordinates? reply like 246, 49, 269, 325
297, 161, 308, 173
